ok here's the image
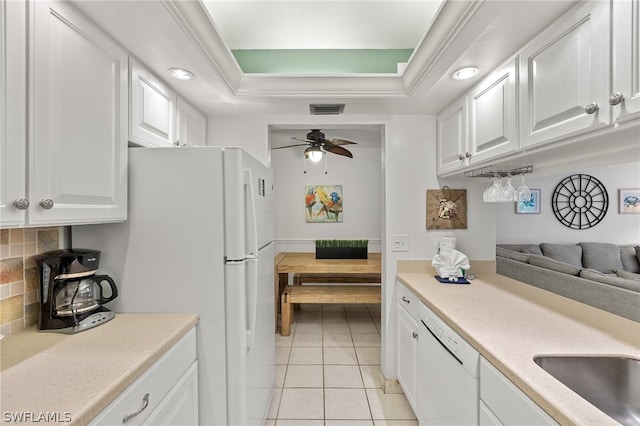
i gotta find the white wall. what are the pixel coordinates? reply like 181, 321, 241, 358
271, 144, 383, 253
496, 162, 640, 244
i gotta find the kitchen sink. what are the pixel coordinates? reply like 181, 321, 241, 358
534, 355, 640, 426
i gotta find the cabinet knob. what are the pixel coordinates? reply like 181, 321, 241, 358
13, 198, 30, 210
412, 332, 418, 339
584, 102, 599, 114
39, 199, 54, 210
458, 154, 465, 161
174, 139, 186, 147
465, 152, 472, 159
609, 92, 624, 106
122, 393, 150, 423
401, 296, 410, 304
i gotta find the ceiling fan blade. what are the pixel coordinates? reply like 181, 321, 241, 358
323, 143, 353, 158
273, 143, 309, 150
291, 136, 314, 143
326, 138, 357, 146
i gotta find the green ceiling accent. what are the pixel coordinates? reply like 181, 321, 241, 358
232, 49, 413, 74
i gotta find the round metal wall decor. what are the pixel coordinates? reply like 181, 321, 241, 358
551, 174, 608, 229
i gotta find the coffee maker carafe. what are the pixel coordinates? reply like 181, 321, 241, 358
35, 249, 118, 333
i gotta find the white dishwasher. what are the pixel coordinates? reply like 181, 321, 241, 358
416, 301, 480, 425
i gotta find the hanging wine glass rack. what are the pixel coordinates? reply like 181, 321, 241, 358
463, 165, 533, 178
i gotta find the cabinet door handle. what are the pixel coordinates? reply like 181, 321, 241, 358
412, 332, 418, 339
39, 199, 54, 209
584, 102, 599, 114
401, 296, 410, 304
609, 92, 624, 106
13, 198, 30, 210
122, 393, 150, 423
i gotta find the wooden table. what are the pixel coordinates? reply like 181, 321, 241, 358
273, 252, 382, 330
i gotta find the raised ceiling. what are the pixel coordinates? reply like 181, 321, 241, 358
202, 1, 442, 74
71, 0, 577, 117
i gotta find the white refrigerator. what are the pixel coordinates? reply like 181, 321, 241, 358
72, 146, 275, 426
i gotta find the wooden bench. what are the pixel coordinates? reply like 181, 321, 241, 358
293, 272, 381, 285
280, 285, 381, 336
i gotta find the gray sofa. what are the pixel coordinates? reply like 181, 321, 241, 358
496, 242, 640, 322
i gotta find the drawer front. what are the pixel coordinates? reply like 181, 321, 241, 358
480, 357, 557, 426
397, 282, 419, 320
90, 327, 197, 425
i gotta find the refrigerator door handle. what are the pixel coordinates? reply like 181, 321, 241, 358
246, 256, 258, 350
244, 169, 259, 258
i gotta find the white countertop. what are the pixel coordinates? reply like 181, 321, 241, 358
0, 313, 199, 425
396, 270, 640, 426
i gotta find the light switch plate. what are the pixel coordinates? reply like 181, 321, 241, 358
392, 234, 409, 252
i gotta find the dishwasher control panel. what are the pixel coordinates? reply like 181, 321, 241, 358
419, 302, 480, 376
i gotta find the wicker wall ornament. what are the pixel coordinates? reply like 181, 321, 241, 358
426, 188, 467, 229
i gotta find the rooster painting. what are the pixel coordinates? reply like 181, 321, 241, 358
305, 185, 343, 222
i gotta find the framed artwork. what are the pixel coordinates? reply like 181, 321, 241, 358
619, 188, 640, 214
426, 188, 467, 229
305, 185, 343, 222
516, 189, 540, 214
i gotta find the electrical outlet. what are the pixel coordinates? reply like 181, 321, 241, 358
392, 234, 409, 252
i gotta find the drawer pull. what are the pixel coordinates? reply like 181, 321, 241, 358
401, 296, 410, 304
122, 393, 149, 423
412, 332, 418, 339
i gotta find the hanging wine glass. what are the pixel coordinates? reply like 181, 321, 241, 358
501, 176, 517, 202
487, 175, 502, 202
517, 174, 531, 202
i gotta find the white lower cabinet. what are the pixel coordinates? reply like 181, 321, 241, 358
396, 283, 420, 408
480, 357, 557, 426
90, 328, 198, 425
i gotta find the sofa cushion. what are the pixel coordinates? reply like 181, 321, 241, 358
521, 245, 543, 256
580, 268, 640, 292
540, 243, 583, 268
529, 255, 581, 276
496, 247, 530, 263
578, 242, 624, 274
620, 245, 640, 273
612, 269, 640, 281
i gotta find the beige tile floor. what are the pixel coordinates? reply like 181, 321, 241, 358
267, 303, 417, 426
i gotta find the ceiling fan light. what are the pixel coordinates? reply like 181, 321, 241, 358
451, 66, 479, 80
305, 147, 323, 162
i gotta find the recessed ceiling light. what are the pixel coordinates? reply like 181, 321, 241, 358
168, 68, 194, 80
451, 66, 479, 81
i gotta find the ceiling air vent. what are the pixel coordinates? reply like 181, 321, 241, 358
310, 104, 345, 115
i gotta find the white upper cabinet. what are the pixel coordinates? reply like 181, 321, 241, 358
129, 59, 177, 147
1, 0, 127, 228
176, 96, 207, 147
437, 96, 468, 175
519, 0, 610, 149
437, 56, 518, 176
0, 0, 28, 227
611, 0, 640, 122
28, 0, 128, 226
469, 56, 519, 164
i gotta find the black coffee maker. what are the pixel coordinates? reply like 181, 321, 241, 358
35, 249, 118, 333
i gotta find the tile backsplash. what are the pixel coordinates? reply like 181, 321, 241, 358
0, 227, 60, 336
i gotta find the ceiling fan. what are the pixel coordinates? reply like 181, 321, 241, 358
274, 129, 357, 162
